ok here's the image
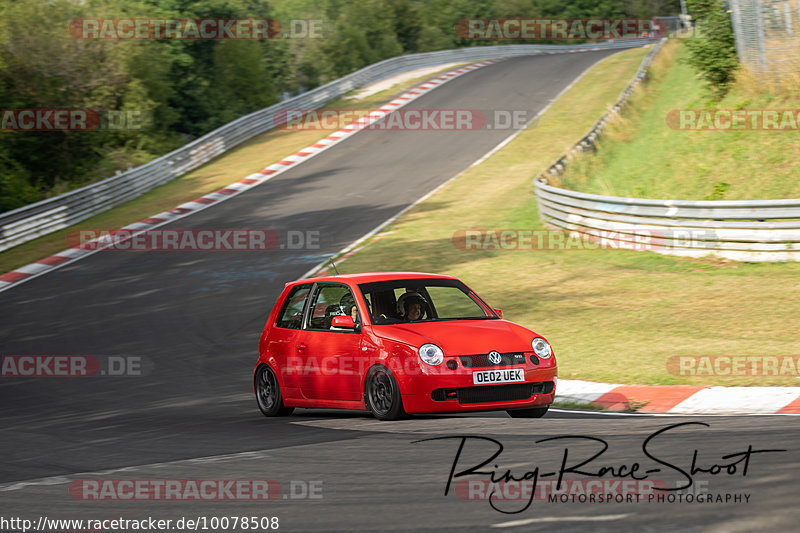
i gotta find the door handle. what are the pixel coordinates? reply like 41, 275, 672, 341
296, 343, 307, 351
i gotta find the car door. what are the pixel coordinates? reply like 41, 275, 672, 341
265, 283, 313, 399
297, 283, 364, 401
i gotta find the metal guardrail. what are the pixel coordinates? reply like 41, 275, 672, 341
535, 181, 800, 260
0, 40, 649, 253
533, 38, 800, 261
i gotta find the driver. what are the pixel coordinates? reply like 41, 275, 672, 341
396, 292, 428, 321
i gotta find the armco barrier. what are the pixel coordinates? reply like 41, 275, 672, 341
534, 181, 800, 261
0, 41, 649, 252
533, 38, 800, 262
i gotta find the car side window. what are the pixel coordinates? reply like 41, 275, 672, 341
307, 284, 359, 331
276, 284, 312, 329
362, 289, 400, 324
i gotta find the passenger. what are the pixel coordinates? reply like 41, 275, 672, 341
339, 293, 359, 322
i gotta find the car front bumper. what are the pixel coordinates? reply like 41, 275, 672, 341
397, 363, 557, 414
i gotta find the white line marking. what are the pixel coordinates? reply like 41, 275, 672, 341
0, 449, 274, 492
301, 51, 619, 280
548, 408, 799, 417
492, 514, 629, 528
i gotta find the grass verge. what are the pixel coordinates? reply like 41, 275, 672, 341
323, 42, 800, 387
556, 38, 800, 200
0, 63, 468, 274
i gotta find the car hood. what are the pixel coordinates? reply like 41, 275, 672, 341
369, 319, 539, 355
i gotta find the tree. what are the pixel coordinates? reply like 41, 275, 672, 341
684, 0, 738, 99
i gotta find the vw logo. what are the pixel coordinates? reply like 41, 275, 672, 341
488, 351, 502, 365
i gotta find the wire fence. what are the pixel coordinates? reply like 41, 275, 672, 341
730, 0, 800, 77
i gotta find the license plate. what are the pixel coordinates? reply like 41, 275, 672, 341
472, 369, 524, 385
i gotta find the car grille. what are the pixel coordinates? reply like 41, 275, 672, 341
459, 352, 526, 368
431, 381, 554, 404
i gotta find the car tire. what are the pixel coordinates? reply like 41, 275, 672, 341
507, 405, 549, 418
255, 364, 294, 417
365, 366, 406, 421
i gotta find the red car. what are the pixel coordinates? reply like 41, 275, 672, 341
253, 272, 556, 420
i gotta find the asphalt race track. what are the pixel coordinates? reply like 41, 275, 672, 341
1, 412, 799, 532
2, 49, 799, 532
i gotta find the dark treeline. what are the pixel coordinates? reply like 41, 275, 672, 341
0, 0, 680, 212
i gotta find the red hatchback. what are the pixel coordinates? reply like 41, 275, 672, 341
253, 272, 557, 420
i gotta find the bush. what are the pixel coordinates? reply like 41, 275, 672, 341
684, 0, 739, 99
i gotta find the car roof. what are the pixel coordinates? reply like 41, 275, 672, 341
286, 271, 458, 287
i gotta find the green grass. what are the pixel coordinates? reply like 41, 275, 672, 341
0, 64, 468, 274
323, 42, 800, 387
557, 39, 800, 200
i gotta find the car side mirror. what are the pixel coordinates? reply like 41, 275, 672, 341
493, 308, 503, 319
331, 315, 357, 329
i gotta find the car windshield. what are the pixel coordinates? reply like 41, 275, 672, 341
358, 278, 495, 324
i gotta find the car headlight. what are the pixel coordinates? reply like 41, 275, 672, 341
418, 343, 444, 365
532, 337, 552, 359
